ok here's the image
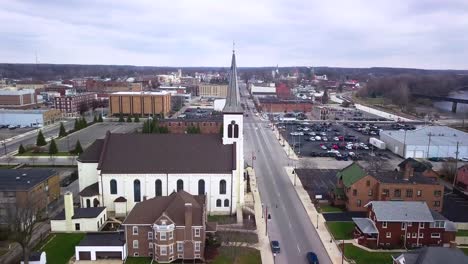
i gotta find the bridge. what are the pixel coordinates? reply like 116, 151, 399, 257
412, 93, 468, 113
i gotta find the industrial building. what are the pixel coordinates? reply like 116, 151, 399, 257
0, 109, 62, 127
380, 126, 468, 159
109, 91, 171, 117
0, 88, 39, 109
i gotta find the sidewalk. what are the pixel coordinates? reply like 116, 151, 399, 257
271, 125, 299, 160
247, 167, 274, 264
284, 166, 348, 264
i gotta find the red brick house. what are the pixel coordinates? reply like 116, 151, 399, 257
455, 164, 468, 193
352, 201, 456, 249
122, 191, 216, 263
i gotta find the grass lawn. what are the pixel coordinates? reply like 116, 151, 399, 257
457, 230, 468, 236
210, 246, 261, 264
461, 247, 468, 255
35, 233, 85, 264
208, 215, 237, 224
343, 244, 402, 264
125, 257, 153, 264
217, 231, 259, 244
326, 222, 355, 240
16, 151, 74, 156
318, 204, 344, 213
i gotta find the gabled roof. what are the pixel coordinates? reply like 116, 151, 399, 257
366, 201, 434, 222
393, 247, 468, 264
79, 182, 99, 197
77, 139, 104, 163
79, 132, 236, 174
336, 163, 367, 187
398, 158, 432, 172
352, 217, 378, 234
122, 191, 205, 226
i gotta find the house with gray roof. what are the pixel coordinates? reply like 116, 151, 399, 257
352, 201, 457, 249
392, 246, 468, 264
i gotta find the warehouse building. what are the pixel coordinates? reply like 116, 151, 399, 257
109, 91, 171, 117
199, 83, 228, 98
380, 126, 468, 159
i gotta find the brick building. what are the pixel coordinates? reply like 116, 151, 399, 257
331, 159, 444, 212
86, 80, 131, 92
122, 191, 216, 262
352, 201, 456, 249
0, 169, 60, 222
109, 91, 171, 117
257, 98, 313, 113
159, 118, 222, 134
198, 84, 227, 98
455, 164, 468, 192
54, 92, 97, 116
0, 88, 38, 109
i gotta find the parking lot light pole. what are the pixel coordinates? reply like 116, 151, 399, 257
316, 213, 319, 229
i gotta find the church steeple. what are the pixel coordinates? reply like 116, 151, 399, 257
223, 50, 243, 113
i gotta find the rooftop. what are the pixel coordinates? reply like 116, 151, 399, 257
367, 201, 434, 222
381, 126, 468, 146
336, 163, 367, 187
78, 232, 125, 247
0, 169, 56, 191
79, 132, 235, 174
52, 206, 106, 220
373, 171, 439, 185
393, 247, 468, 264
123, 190, 205, 226
352, 217, 378, 234
79, 182, 99, 197
111, 91, 169, 95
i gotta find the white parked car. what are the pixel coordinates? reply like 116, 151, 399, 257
315, 136, 322, 141
309, 137, 316, 141
323, 137, 328, 141
333, 137, 339, 141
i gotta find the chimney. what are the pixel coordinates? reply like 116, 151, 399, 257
185, 203, 192, 229
64, 192, 74, 230
403, 162, 414, 180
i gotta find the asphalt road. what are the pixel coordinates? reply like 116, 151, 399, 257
241, 89, 332, 264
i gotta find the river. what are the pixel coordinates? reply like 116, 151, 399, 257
433, 90, 468, 114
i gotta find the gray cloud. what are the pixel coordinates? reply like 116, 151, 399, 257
0, 0, 467, 69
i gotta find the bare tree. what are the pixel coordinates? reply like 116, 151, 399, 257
1, 193, 47, 264
5, 155, 15, 166
440, 160, 457, 182
367, 156, 384, 174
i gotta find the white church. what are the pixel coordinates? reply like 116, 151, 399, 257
77, 51, 244, 216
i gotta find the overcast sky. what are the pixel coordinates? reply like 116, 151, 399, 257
1, 0, 467, 69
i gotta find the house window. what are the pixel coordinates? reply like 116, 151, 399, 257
194, 242, 201, 252
433, 201, 441, 207
216, 199, 221, 207
219, 180, 227, 194
170, 244, 174, 254
419, 222, 425, 229
412, 233, 417, 238
195, 228, 200, 237
394, 189, 401, 197
133, 226, 138, 235
407, 233, 411, 238
169, 231, 173, 240
86, 199, 91, 208
149, 242, 153, 249
408, 222, 412, 227
110, 179, 117, 194
160, 246, 167, 255
352, 189, 357, 196
75, 223, 80, 231
198, 180, 205, 195
382, 222, 387, 228
134, 179, 141, 202
417, 190, 422, 197
366, 180, 370, 186
431, 221, 445, 228
177, 180, 184, 191
177, 242, 184, 252
160, 231, 167, 240
386, 232, 391, 238
434, 190, 442, 197
419, 233, 424, 238
431, 233, 440, 238
368, 190, 373, 196
224, 199, 230, 207
406, 189, 413, 198
383, 189, 389, 196
148, 232, 153, 240
134, 252, 139, 257
357, 199, 362, 207
155, 180, 162, 197
401, 222, 406, 230
133, 240, 139, 249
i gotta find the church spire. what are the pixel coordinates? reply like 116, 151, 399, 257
223, 49, 243, 113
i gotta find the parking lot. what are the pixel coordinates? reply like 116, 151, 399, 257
278, 121, 397, 161
296, 168, 340, 200
312, 106, 392, 122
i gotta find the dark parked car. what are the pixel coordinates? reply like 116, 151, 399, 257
306, 252, 319, 264
271, 240, 280, 253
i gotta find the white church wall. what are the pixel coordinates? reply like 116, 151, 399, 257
78, 162, 99, 191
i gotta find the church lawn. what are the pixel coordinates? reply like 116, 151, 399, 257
318, 204, 344, 213
34, 233, 85, 264
343, 243, 403, 264
325, 221, 355, 240
208, 215, 237, 224
210, 246, 261, 264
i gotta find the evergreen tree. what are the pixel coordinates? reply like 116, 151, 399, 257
74, 119, 80, 131
58, 122, 67, 137
80, 117, 88, 128
18, 144, 26, 154
142, 120, 150, 133
134, 115, 140, 122
36, 130, 47, 146
126, 115, 132, 122
93, 115, 98, 123
48, 139, 58, 155
98, 113, 104, 122
73, 140, 83, 155
322, 89, 329, 104
118, 114, 125, 122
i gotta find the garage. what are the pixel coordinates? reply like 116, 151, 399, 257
96, 251, 122, 259
75, 232, 127, 261
78, 251, 91, 260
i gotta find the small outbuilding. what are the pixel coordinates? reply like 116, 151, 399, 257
75, 232, 126, 261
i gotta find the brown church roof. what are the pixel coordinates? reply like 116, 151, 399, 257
79, 132, 235, 174
122, 191, 205, 226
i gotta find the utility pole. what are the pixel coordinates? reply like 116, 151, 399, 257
293, 162, 297, 186
403, 129, 408, 158
426, 132, 432, 158
265, 205, 268, 236
453, 141, 460, 188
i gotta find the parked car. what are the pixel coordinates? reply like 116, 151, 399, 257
271, 241, 280, 253
322, 137, 328, 141
320, 145, 327, 150
315, 136, 321, 141
333, 137, 339, 141
310, 152, 318, 157
428, 157, 444, 162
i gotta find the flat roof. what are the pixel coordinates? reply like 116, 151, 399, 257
111, 91, 169, 95
381, 126, 468, 146
78, 232, 125, 247
52, 207, 106, 220
0, 169, 56, 191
